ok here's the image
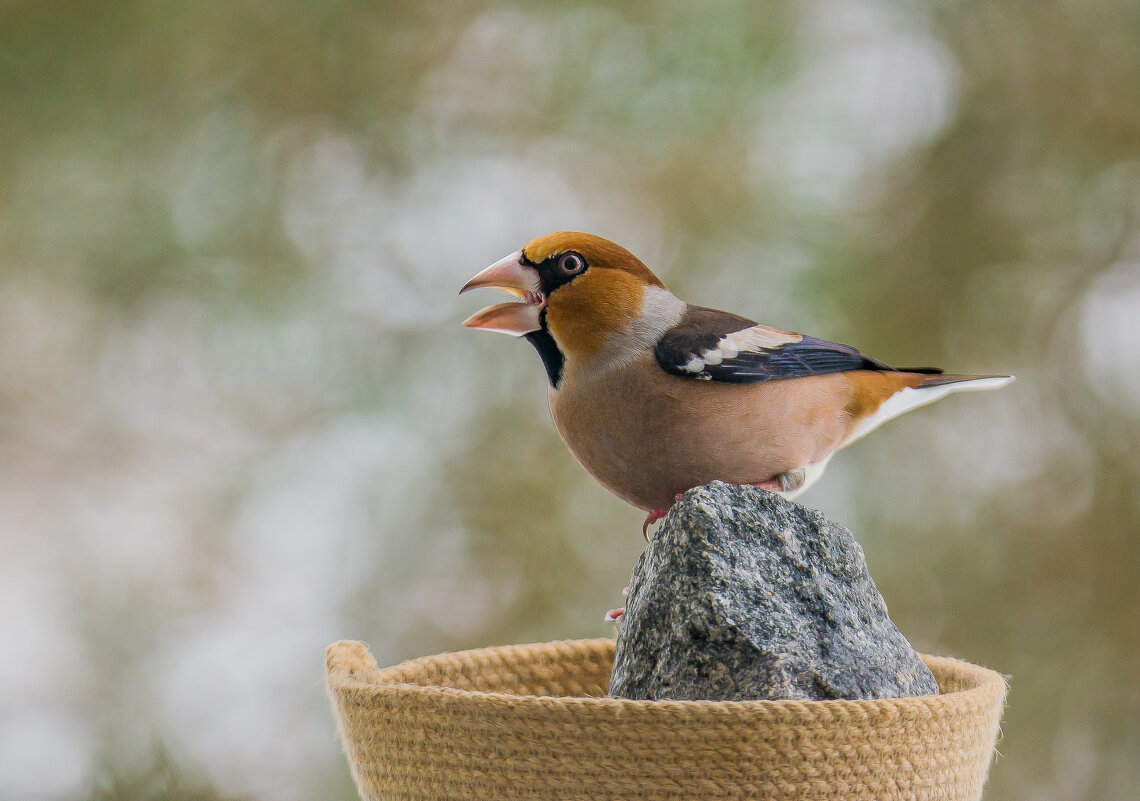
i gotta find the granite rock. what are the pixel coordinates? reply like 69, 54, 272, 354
609, 481, 938, 701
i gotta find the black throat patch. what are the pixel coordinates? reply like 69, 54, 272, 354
524, 327, 565, 389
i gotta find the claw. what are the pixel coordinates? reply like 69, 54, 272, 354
642, 509, 668, 541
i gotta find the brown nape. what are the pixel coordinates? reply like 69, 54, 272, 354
844, 370, 927, 420
522, 231, 667, 289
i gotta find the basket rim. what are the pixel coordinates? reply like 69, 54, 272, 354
326, 637, 1007, 714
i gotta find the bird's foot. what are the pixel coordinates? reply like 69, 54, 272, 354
602, 587, 630, 622
642, 509, 668, 541
751, 469, 806, 494
641, 494, 686, 541
750, 478, 782, 492
778, 468, 806, 493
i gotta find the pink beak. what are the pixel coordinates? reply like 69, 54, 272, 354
460, 251, 545, 336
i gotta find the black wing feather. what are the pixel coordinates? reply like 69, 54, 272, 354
655, 307, 908, 384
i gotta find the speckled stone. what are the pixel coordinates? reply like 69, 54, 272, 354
609, 481, 938, 702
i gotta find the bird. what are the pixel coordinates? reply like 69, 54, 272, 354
460, 231, 1013, 541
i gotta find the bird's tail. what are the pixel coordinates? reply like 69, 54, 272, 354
915, 373, 1016, 390
843, 372, 1015, 447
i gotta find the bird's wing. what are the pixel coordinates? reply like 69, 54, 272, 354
653, 305, 918, 383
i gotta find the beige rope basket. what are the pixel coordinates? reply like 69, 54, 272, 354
326, 637, 1006, 801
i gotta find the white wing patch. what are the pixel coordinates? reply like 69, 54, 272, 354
845, 375, 1015, 446
730, 325, 802, 351
679, 324, 802, 374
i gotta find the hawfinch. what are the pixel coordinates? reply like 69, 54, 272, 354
461, 232, 1013, 539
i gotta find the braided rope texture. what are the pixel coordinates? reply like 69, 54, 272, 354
326, 638, 1006, 801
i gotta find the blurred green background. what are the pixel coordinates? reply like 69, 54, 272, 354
2, 1, 1138, 799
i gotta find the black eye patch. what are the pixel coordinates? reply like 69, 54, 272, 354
526, 251, 589, 296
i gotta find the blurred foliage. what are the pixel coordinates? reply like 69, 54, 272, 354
88, 746, 247, 801
1, 1, 1138, 800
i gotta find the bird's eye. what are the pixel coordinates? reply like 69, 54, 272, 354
557, 252, 586, 276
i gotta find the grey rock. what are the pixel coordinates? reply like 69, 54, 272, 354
609, 481, 938, 702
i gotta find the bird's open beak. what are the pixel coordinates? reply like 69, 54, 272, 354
459, 250, 545, 336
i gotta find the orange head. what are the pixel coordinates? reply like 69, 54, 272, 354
460, 232, 671, 379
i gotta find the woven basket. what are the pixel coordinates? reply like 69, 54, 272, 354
326, 638, 1006, 801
